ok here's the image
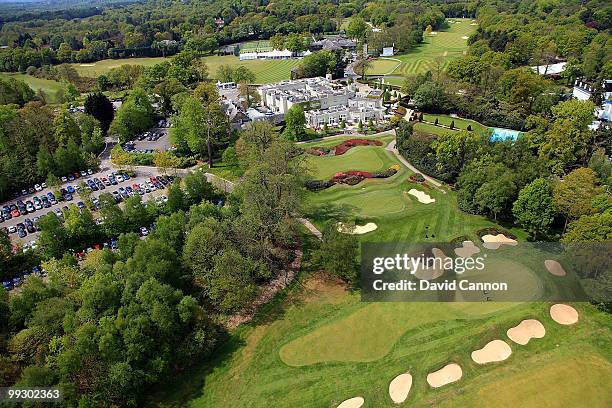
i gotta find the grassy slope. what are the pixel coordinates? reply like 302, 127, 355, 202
0, 72, 64, 103
368, 18, 476, 77
68, 54, 300, 83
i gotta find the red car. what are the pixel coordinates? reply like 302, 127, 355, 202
11, 209, 20, 218
73, 172, 81, 179
132, 183, 140, 190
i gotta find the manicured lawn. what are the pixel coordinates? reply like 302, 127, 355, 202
171, 277, 611, 408
239, 40, 272, 52
0, 72, 64, 103
69, 55, 300, 84
368, 58, 402, 75
152, 139, 612, 408
303, 141, 510, 243
422, 113, 489, 135
303, 144, 397, 180
369, 18, 476, 78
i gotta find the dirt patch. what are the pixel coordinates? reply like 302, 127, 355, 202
454, 240, 480, 258
550, 304, 579, 325
545, 260, 566, 277
338, 222, 378, 234
427, 363, 462, 388
407, 188, 435, 204
481, 233, 518, 250
471, 339, 512, 364
389, 372, 412, 404
506, 319, 546, 345
337, 397, 364, 408
300, 273, 347, 304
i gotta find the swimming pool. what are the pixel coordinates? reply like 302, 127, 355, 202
489, 127, 522, 141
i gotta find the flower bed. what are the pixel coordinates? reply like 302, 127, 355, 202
306, 166, 398, 191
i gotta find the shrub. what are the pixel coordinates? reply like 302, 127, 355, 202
450, 120, 455, 129
434, 118, 438, 125
466, 124, 472, 131
306, 179, 335, 191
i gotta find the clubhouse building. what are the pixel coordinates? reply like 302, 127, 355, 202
257, 77, 385, 128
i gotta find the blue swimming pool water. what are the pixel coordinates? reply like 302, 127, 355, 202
489, 127, 521, 141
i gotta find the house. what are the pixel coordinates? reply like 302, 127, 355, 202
310, 36, 357, 52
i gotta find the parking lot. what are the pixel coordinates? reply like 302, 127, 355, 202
124, 120, 172, 153
1, 169, 175, 246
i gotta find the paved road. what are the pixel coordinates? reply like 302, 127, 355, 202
385, 139, 447, 193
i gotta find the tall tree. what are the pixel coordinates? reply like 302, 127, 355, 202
512, 178, 556, 238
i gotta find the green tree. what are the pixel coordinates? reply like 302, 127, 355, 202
347, 17, 369, 42
283, 105, 306, 141
84, 92, 114, 134
512, 178, 556, 238
553, 167, 603, 231
314, 224, 359, 282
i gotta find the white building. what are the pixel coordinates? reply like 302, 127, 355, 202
531, 62, 566, 76
257, 77, 385, 128
239, 49, 310, 60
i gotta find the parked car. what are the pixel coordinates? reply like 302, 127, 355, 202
140, 227, 149, 236
34, 184, 42, 192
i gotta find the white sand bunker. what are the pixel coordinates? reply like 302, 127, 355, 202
506, 319, 546, 345
408, 189, 435, 204
79, 63, 96, 66
337, 222, 377, 235
414, 248, 451, 280
454, 240, 480, 258
481, 233, 517, 250
461, 35, 470, 39
545, 260, 566, 277
470, 22, 478, 26
471, 339, 512, 364
550, 304, 579, 325
426, 363, 462, 388
337, 397, 364, 408
388, 372, 413, 404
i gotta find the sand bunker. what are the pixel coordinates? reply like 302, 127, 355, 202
414, 248, 450, 280
470, 23, 478, 26
481, 233, 517, 250
545, 260, 566, 277
388, 372, 413, 404
550, 304, 579, 325
426, 363, 462, 388
337, 397, 364, 408
79, 64, 96, 66
407, 189, 435, 204
461, 35, 470, 39
454, 240, 480, 258
506, 319, 546, 345
337, 222, 378, 235
471, 340, 512, 364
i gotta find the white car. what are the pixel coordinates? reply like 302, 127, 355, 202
34, 184, 42, 192
140, 227, 149, 236
61, 176, 68, 183
8, 226, 16, 234
116, 175, 124, 183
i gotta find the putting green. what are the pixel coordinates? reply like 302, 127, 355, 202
304, 146, 394, 180
279, 299, 522, 367
330, 186, 410, 217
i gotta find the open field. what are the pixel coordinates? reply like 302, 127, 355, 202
368, 18, 476, 77
69, 54, 300, 83
239, 40, 272, 52
0, 72, 64, 103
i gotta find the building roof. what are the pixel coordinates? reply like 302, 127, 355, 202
531, 62, 566, 76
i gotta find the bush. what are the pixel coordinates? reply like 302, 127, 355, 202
305, 179, 335, 191
434, 118, 438, 125
466, 124, 472, 131
450, 120, 455, 129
